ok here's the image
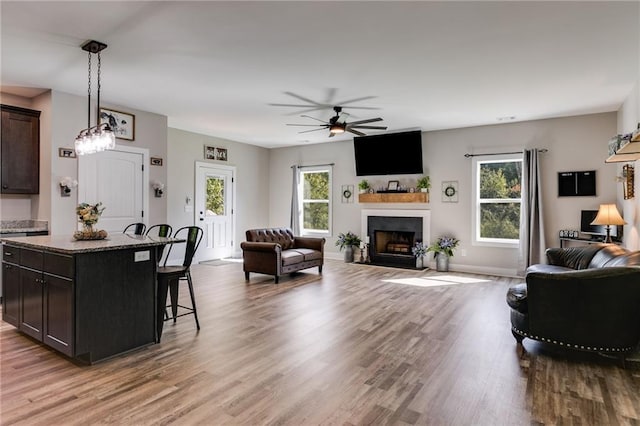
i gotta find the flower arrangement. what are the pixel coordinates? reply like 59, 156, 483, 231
411, 241, 427, 258
335, 231, 362, 251
77, 202, 105, 227
427, 236, 460, 258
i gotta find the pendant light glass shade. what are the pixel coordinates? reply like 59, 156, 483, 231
75, 40, 115, 156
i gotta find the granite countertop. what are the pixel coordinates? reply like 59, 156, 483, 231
0, 220, 48, 234
0, 233, 183, 254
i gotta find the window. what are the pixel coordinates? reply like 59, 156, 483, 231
299, 166, 332, 236
472, 155, 522, 246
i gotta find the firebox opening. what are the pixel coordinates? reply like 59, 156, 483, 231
374, 230, 415, 256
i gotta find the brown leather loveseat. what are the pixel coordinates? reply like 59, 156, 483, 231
241, 228, 325, 283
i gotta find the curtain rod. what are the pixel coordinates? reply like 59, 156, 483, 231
464, 149, 548, 158
291, 163, 335, 169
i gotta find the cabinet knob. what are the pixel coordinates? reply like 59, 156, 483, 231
4, 264, 11, 269
5, 252, 13, 256
2, 185, 7, 189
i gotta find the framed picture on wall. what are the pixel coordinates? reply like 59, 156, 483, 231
99, 108, 135, 141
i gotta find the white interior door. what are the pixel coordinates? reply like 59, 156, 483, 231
195, 162, 235, 261
78, 147, 147, 233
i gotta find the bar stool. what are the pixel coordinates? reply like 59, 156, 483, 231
156, 226, 203, 341
123, 222, 146, 235
146, 224, 173, 265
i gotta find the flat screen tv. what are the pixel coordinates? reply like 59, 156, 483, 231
580, 209, 618, 239
354, 130, 423, 176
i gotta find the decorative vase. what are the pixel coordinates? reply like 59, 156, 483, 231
83, 223, 94, 234
416, 256, 424, 269
436, 252, 449, 272
344, 246, 354, 263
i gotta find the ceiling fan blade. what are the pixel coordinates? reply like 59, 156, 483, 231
300, 114, 329, 123
348, 117, 383, 125
337, 112, 350, 124
286, 124, 327, 127
335, 95, 378, 106
349, 125, 388, 130
299, 127, 328, 134
283, 91, 323, 106
347, 128, 366, 137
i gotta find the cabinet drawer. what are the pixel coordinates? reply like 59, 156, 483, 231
2, 245, 19, 263
44, 252, 74, 278
20, 248, 43, 270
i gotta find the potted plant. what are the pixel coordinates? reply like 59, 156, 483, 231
336, 231, 362, 263
411, 241, 427, 269
358, 179, 370, 194
416, 176, 431, 193
426, 236, 460, 272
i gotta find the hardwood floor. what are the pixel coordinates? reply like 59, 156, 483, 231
2, 260, 640, 425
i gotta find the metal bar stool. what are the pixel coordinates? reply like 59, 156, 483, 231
156, 226, 203, 341
123, 222, 146, 235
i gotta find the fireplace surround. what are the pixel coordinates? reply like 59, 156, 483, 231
361, 209, 431, 269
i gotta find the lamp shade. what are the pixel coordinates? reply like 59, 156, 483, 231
591, 204, 626, 226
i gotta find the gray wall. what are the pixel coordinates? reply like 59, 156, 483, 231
269, 112, 618, 276
167, 127, 270, 258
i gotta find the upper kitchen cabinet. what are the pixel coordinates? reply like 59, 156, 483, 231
1, 105, 41, 194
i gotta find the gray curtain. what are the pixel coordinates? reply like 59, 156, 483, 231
290, 165, 300, 235
518, 149, 546, 274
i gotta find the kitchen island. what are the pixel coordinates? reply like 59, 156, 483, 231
1, 233, 176, 364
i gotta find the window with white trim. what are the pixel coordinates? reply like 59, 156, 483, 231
472, 155, 522, 246
299, 166, 332, 236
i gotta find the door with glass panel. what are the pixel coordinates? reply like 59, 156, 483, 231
194, 162, 235, 261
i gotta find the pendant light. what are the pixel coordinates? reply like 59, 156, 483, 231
74, 40, 116, 155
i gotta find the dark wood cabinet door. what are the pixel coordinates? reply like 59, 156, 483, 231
42, 274, 74, 356
20, 268, 43, 340
2, 262, 20, 327
1, 105, 40, 194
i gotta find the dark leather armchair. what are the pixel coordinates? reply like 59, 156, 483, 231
507, 245, 640, 357
241, 228, 325, 283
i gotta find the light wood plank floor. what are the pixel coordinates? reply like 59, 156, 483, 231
2, 260, 640, 425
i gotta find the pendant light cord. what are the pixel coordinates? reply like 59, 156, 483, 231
97, 51, 102, 119
87, 51, 91, 129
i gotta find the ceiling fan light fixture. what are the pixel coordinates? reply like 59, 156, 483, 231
330, 124, 345, 134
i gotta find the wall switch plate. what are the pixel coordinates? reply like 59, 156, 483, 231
184, 205, 194, 212
134, 250, 150, 262
460, 249, 467, 257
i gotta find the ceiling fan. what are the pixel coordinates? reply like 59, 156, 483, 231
287, 106, 387, 138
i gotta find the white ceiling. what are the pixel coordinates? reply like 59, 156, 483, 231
1, 1, 639, 148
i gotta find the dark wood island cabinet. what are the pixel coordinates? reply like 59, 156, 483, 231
1, 234, 177, 363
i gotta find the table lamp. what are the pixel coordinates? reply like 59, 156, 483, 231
590, 204, 626, 243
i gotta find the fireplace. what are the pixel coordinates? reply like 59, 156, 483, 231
361, 209, 431, 269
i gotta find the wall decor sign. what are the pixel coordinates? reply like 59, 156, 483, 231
150, 157, 163, 166
341, 184, 354, 203
58, 147, 76, 158
204, 145, 228, 161
442, 181, 459, 203
99, 108, 135, 141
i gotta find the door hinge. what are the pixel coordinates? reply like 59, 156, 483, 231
232, 177, 234, 183
141, 210, 144, 218
142, 164, 144, 171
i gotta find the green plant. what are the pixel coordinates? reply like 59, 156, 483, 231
358, 179, 370, 190
426, 236, 460, 258
335, 231, 362, 251
416, 176, 431, 190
